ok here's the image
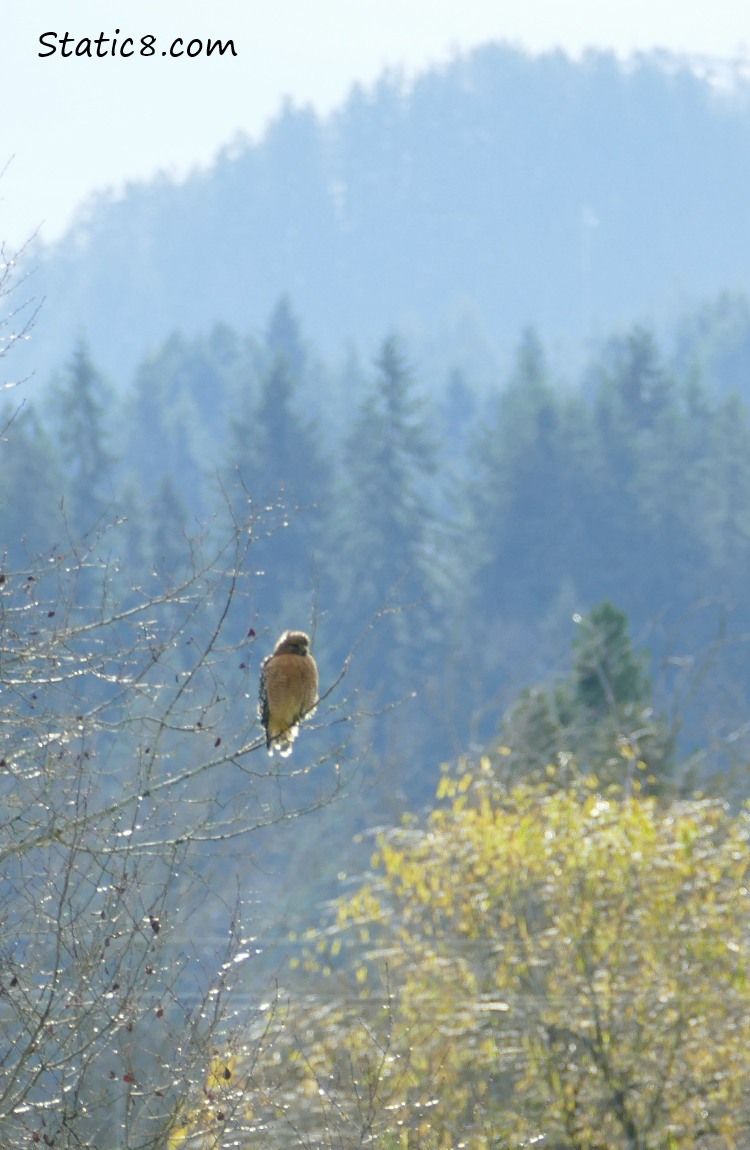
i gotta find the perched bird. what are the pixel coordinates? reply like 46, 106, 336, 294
258, 630, 319, 757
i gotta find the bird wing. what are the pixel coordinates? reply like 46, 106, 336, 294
258, 654, 272, 734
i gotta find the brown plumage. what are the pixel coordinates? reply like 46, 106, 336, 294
258, 630, 319, 757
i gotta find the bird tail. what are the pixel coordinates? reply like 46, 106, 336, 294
267, 723, 299, 757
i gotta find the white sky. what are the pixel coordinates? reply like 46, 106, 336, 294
1, 0, 749, 246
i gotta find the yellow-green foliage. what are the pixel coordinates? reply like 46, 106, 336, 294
175, 758, 750, 1149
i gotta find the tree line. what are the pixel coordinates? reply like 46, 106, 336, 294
4, 300, 750, 797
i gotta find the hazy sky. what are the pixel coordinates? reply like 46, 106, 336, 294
2, 0, 748, 246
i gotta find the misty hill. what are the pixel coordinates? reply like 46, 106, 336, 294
17, 42, 750, 388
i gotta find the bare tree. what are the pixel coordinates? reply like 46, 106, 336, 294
0, 222, 42, 390
0, 503, 352, 1149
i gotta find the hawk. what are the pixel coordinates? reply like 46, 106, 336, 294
258, 630, 319, 757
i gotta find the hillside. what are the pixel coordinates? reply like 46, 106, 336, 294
15, 42, 750, 389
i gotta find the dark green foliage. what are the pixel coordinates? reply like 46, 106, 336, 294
572, 600, 651, 714
500, 601, 674, 788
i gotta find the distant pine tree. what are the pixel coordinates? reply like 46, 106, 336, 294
49, 340, 116, 537
572, 600, 651, 715
499, 600, 674, 790
332, 334, 439, 703
227, 300, 330, 622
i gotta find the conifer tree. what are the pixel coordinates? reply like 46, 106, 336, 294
334, 334, 438, 695
467, 328, 603, 617
228, 300, 330, 621
49, 340, 116, 536
500, 601, 674, 789
572, 600, 651, 715
123, 329, 240, 528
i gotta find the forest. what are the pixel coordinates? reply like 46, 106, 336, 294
3, 38, 750, 1150
3, 284, 750, 1143
13, 42, 750, 389
7, 296, 750, 785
